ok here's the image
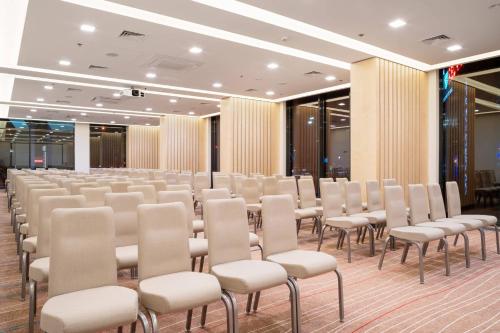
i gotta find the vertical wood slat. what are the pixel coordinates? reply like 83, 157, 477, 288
127, 125, 159, 169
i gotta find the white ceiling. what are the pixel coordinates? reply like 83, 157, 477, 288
1, 0, 499, 124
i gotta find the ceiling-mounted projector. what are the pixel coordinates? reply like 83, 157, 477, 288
120, 89, 145, 97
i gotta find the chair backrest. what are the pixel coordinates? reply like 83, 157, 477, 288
37, 195, 86, 258
213, 175, 231, 191
320, 182, 343, 218
383, 179, 397, 187
110, 181, 133, 193
167, 184, 192, 192
300, 175, 313, 179
138, 203, 191, 281
262, 176, 278, 195
48, 207, 117, 298
201, 188, 231, 209
194, 173, 211, 200
241, 178, 260, 204
205, 198, 251, 268
130, 178, 146, 185
157, 190, 195, 234
384, 186, 409, 230
298, 178, 316, 208
178, 173, 193, 187
366, 180, 383, 211
427, 183, 447, 220
408, 184, 431, 225
105, 192, 144, 247
128, 185, 157, 204
262, 195, 298, 258
27, 188, 68, 236
145, 180, 167, 191
319, 177, 333, 184
80, 186, 112, 207
445, 181, 462, 217
345, 181, 363, 215
233, 175, 246, 196
165, 172, 179, 185
96, 179, 114, 187
336, 178, 348, 202
70, 182, 99, 195
24, 183, 58, 212
278, 179, 298, 208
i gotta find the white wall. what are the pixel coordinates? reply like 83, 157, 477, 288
475, 113, 500, 180
74, 123, 90, 173
427, 70, 440, 183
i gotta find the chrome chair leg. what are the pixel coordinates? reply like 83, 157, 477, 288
479, 228, 487, 260
21, 252, 28, 301
442, 238, 450, 276
252, 291, 260, 312
185, 309, 193, 332
461, 232, 470, 268
200, 305, 208, 327
414, 242, 425, 284
147, 309, 158, 333
495, 225, 499, 254
191, 257, 196, 271
401, 243, 410, 264
137, 308, 150, 333
286, 277, 301, 333
28, 280, 37, 333
246, 293, 253, 314
317, 224, 328, 251
422, 242, 429, 256
453, 234, 459, 246
334, 269, 345, 322
367, 224, 375, 256
256, 244, 263, 259
222, 290, 238, 333
345, 229, 352, 263
130, 322, 136, 333
378, 236, 391, 270
117, 326, 123, 333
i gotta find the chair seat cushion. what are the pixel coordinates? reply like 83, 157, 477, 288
22, 236, 37, 253
452, 215, 497, 226
40, 286, 138, 333
139, 272, 221, 314
349, 212, 381, 224
192, 219, 204, 233
315, 206, 323, 215
189, 238, 208, 257
29, 257, 50, 282
295, 207, 320, 219
116, 245, 138, 269
20, 223, 29, 235
389, 226, 445, 242
249, 232, 260, 247
367, 210, 386, 223
415, 222, 466, 236
211, 260, 287, 294
267, 250, 337, 279
16, 214, 26, 224
435, 218, 484, 230
325, 216, 369, 228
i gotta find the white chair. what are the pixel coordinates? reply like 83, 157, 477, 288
80, 186, 111, 207
365, 180, 388, 239
262, 176, 278, 195
213, 175, 231, 192
379, 186, 448, 284
241, 178, 262, 233
167, 184, 192, 192
279, 179, 320, 234
110, 181, 134, 193
127, 184, 158, 204
262, 194, 344, 322
144, 179, 167, 191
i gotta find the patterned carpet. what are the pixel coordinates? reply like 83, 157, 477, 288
0, 192, 499, 333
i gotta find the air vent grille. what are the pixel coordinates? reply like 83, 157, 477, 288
67, 87, 82, 92
88, 64, 109, 70
55, 100, 71, 104
245, 88, 257, 92
421, 34, 451, 45
304, 70, 323, 75
119, 30, 145, 38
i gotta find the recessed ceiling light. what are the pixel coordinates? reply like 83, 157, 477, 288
189, 111, 195, 115
60, 125, 64, 128
325, 75, 336, 81
338, 102, 345, 106
55, 129, 60, 131
110, 120, 116, 124
212, 82, 222, 88
267, 62, 279, 69
145, 107, 152, 111
58, 59, 71, 66
265, 90, 275, 96
146, 72, 157, 79
113, 92, 121, 97
447, 44, 462, 52
80, 112, 87, 116
389, 19, 407, 28
189, 46, 203, 54
169, 99, 178, 103
26, 115, 32, 119
80, 24, 96, 32
30, 109, 37, 113
71, 118, 77, 121
475, 109, 479, 112
340, 118, 346, 122
124, 116, 130, 119
145, 123, 151, 126
44, 85, 54, 90
96, 103, 103, 107
36, 97, 44, 102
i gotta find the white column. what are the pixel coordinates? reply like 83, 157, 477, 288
74, 123, 90, 173
278, 102, 286, 175
427, 70, 440, 183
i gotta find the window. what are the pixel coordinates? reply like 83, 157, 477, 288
90, 124, 127, 168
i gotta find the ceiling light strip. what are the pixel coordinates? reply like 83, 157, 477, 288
193, 0, 429, 70
429, 50, 500, 70
273, 83, 351, 102
200, 112, 220, 118
61, 0, 350, 70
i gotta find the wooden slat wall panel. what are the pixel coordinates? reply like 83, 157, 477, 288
159, 115, 200, 172
220, 97, 279, 175
293, 106, 319, 180
377, 59, 428, 199
126, 125, 159, 169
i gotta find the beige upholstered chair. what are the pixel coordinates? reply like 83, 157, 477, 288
408, 184, 470, 267
69, 181, 99, 195
165, 172, 179, 185
365, 180, 388, 238
39, 207, 148, 333
128, 184, 158, 204
178, 173, 193, 188
446, 181, 499, 254
297, 178, 322, 230
319, 177, 333, 183
27, 195, 86, 332
379, 186, 448, 284
202, 188, 262, 255
137, 203, 223, 332
167, 184, 192, 192
157, 190, 208, 271
194, 173, 211, 207
262, 176, 278, 195
318, 182, 374, 262
427, 183, 486, 260
233, 175, 246, 197
205, 198, 297, 333
262, 194, 344, 322
145, 179, 167, 191
213, 175, 231, 192
110, 181, 134, 193
241, 178, 262, 232
279, 179, 320, 234
80, 186, 111, 207
383, 178, 397, 186
105, 192, 144, 276
345, 182, 385, 231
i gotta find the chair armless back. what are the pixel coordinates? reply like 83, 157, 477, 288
298, 179, 316, 209
408, 184, 431, 225
445, 181, 462, 217
345, 181, 363, 215
110, 181, 134, 193
128, 185, 157, 204
427, 184, 447, 220
27, 188, 67, 236
201, 188, 231, 209
158, 190, 195, 234
262, 195, 298, 258
70, 182, 99, 195
262, 177, 278, 195
80, 186, 112, 207
241, 178, 261, 204
105, 192, 144, 247
145, 180, 167, 192
366, 180, 383, 212
278, 179, 299, 208
138, 203, 191, 281
320, 182, 343, 219
384, 186, 408, 230
167, 184, 192, 192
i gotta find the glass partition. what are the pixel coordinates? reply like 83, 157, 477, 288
90, 124, 127, 168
